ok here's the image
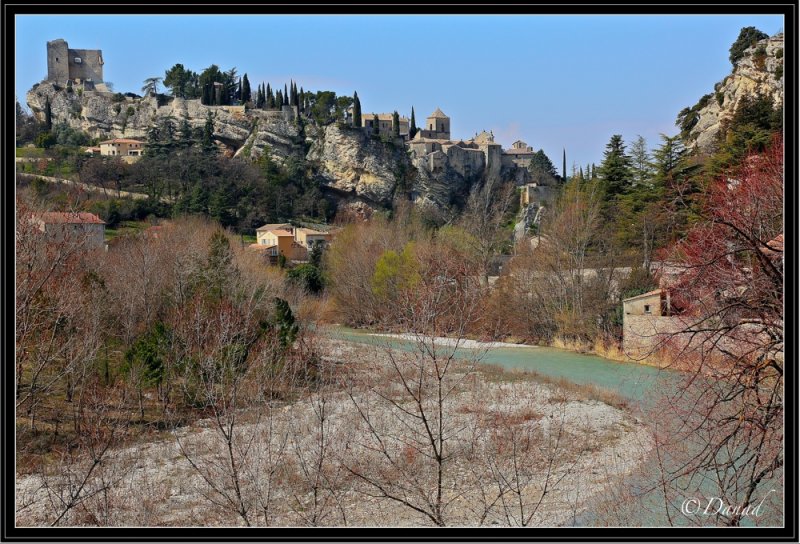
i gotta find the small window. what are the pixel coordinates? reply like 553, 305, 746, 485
644, 304, 651, 314
74, 57, 82, 64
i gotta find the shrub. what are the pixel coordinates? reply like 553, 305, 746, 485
775, 48, 783, 59
112, 92, 126, 103
775, 65, 783, 80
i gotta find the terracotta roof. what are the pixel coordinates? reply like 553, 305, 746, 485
428, 107, 449, 119
100, 138, 145, 145
270, 229, 294, 237
622, 289, 663, 302
766, 234, 783, 252
256, 223, 292, 232
248, 243, 276, 251
297, 227, 329, 236
37, 212, 105, 225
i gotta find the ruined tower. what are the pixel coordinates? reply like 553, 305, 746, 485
46, 39, 104, 85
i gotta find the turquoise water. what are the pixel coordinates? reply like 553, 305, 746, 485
326, 326, 680, 406
326, 326, 782, 527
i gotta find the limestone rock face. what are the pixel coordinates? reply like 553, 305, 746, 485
26, 82, 303, 160
686, 33, 784, 152
306, 124, 413, 209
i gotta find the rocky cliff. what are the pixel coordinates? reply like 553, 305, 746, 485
682, 32, 783, 152
25, 81, 498, 216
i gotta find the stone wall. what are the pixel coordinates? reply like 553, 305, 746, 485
68, 48, 104, 83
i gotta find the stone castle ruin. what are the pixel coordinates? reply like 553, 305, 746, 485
46, 39, 105, 90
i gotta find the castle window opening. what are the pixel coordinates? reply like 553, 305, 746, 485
644, 304, 652, 314
74, 57, 82, 63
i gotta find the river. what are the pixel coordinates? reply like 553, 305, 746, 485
324, 326, 783, 527
325, 326, 679, 406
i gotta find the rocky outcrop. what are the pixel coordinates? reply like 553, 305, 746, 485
306, 124, 414, 209
683, 32, 784, 152
24, 81, 503, 216
26, 82, 304, 161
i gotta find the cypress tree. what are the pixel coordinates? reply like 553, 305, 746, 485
392, 111, 400, 137
562, 149, 567, 183
352, 91, 362, 127
276, 90, 283, 108
202, 111, 215, 151
372, 114, 379, 136
299, 86, 304, 112
241, 74, 251, 104
409, 106, 417, 139
267, 84, 275, 109
284, 84, 288, 105
44, 97, 52, 131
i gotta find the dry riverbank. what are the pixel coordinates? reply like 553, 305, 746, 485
16, 337, 654, 528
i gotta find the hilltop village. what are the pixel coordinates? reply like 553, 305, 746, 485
15, 26, 785, 531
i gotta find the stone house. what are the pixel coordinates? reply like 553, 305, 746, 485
294, 227, 332, 250
33, 211, 106, 250
362, 113, 409, 139
100, 138, 146, 158
253, 223, 333, 262
502, 140, 537, 168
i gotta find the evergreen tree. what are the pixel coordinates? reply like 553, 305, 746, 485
352, 91, 362, 127
528, 149, 559, 181
409, 106, 417, 139
597, 134, 632, 198
392, 111, 400, 138
299, 86, 304, 112
629, 135, 653, 187
202, 111, 215, 151
189, 182, 209, 215
267, 83, 274, 109
204, 229, 238, 300
276, 90, 283, 108
241, 73, 251, 104
729, 26, 769, 65
273, 298, 298, 348
209, 183, 233, 226
372, 114, 380, 136
284, 84, 288, 105
179, 114, 193, 148
562, 149, 567, 183
44, 97, 52, 131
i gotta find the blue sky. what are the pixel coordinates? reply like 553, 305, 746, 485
15, 14, 784, 168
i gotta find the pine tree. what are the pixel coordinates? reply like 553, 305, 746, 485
629, 135, 653, 187
392, 111, 400, 138
409, 106, 417, 139
352, 91, 362, 127
598, 134, 632, 198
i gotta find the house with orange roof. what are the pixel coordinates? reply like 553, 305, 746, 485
33, 211, 106, 249
99, 138, 146, 158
